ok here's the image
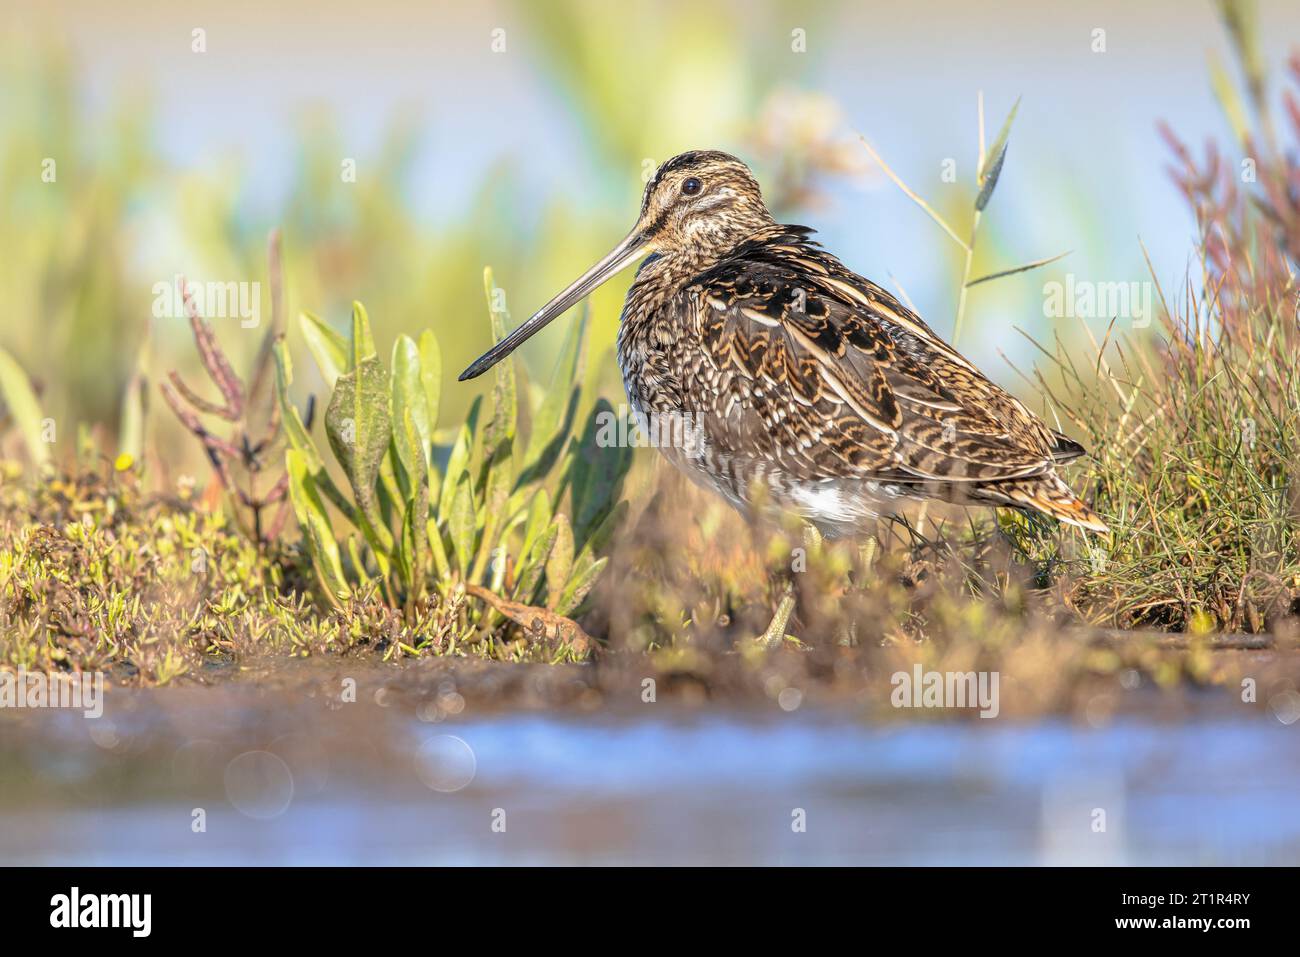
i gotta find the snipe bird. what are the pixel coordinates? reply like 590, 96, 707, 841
461, 150, 1107, 536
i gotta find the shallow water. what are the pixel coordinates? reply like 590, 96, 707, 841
1, 686, 1297, 865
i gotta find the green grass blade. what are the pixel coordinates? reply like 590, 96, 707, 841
0, 346, 49, 467
858, 135, 969, 252
418, 329, 442, 437
975, 97, 1020, 211
966, 250, 1071, 288
299, 310, 348, 387
286, 448, 350, 604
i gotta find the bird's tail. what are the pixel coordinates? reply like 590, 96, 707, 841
971, 471, 1109, 533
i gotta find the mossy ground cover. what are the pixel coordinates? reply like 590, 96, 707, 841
3, 458, 1298, 724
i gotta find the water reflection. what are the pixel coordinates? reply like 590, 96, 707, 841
1, 696, 1296, 865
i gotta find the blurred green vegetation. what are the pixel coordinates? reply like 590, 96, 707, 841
0, 35, 156, 439
0, 5, 889, 485
0, 30, 611, 478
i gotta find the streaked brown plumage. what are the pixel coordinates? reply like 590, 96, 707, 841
462, 150, 1107, 536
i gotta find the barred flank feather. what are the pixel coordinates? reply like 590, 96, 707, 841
970, 472, 1109, 533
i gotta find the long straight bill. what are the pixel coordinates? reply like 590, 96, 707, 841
459, 230, 650, 381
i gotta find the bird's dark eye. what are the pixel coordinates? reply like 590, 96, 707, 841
681, 177, 703, 196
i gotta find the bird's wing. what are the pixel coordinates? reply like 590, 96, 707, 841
682, 235, 1070, 487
